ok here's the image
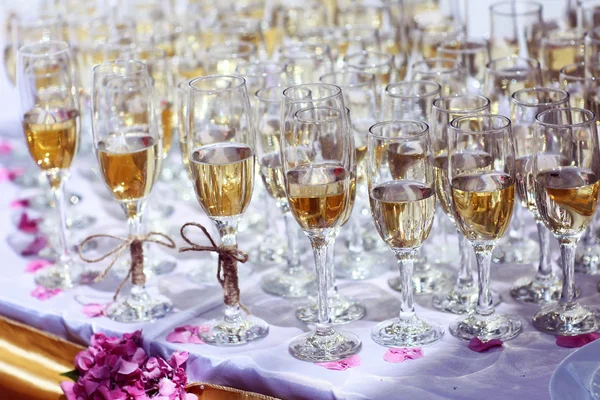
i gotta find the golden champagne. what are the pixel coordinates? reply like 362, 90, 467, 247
542, 43, 583, 86
387, 142, 427, 180
263, 27, 283, 58
160, 102, 174, 156
340, 173, 357, 226
370, 180, 436, 249
259, 152, 287, 202
190, 142, 255, 218
176, 63, 206, 80
452, 172, 515, 242
488, 72, 537, 114
535, 167, 600, 237
287, 164, 349, 231
23, 109, 79, 182
97, 134, 159, 210
355, 144, 367, 164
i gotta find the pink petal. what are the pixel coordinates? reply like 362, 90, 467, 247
169, 351, 189, 368
556, 332, 600, 348
21, 236, 48, 256
117, 359, 139, 375
0, 167, 24, 182
10, 199, 29, 208
60, 381, 76, 400
0, 140, 13, 155
17, 213, 41, 234
166, 330, 193, 344
197, 325, 211, 333
188, 335, 205, 344
383, 347, 424, 363
158, 377, 177, 395
25, 259, 52, 273
30, 286, 61, 300
468, 337, 504, 352
185, 394, 198, 400
316, 355, 361, 371
82, 303, 107, 318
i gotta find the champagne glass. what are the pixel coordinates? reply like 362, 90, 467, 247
382, 81, 441, 121
448, 114, 522, 341
510, 88, 570, 304
236, 61, 288, 103
430, 95, 501, 314
368, 120, 445, 347
483, 56, 543, 117
532, 108, 600, 335
282, 84, 366, 325
411, 58, 467, 96
256, 86, 315, 297
578, 0, 600, 32
412, 18, 463, 61
560, 62, 594, 108
275, 0, 328, 41
91, 60, 172, 322
187, 75, 269, 345
216, 18, 262, 50
540, 29, 584, 88
280, 43, 333, 85
344, 50, 396, 94
489, 1, 544, 59
319, 70, 387, 280
17, 40, 85, 290
336, 1, 388, 29
205, 41, 257, 75
282, 100, 362, 362
437, 38, 490, 93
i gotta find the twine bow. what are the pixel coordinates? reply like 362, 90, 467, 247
179, 222, 248, 311
78, 232, 176, 301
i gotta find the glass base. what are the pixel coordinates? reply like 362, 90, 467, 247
532, 301, 600, 336
335, 250, 389, 280
575, 242, 600, 275
432, 284, 502, 314
249, 243, 285, 265
449, 312, 522, 341
296, 295, 366, 325
106, 293, 173, 323
289, 328, 362, 362
199, 314, 269, 346
372, 316, 444, 347
492, 236, 539, 264
510, 273, 563, 304
388, 266, 452, 295
260, 268, 316, 298
34, 263, 97, 290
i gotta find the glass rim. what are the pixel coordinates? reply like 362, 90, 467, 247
542, 29, 584, 44
280, 43, 331, 59
489, 1, 543, 16
206, 41, 257, 57
319, 70, 376, 88
18, 40, 71, 58
255, 85, 284, 103
344, 50, 394, 68
236, 60, 287, 76
486, 55, 540, 71
385, 80, 441, 99
437, 38, 489, 55
412, 57, 464, 74
294, 106, 342, 124
189, 74, 246, 94
450, 113, 511, 134
368, 120, 429, 140
432, 94, 491, 114
535, 107, 596, 128
511, 88, 570, 108
282, 83, 342, 103
559, 62, 588, 81
92, 59, 147, 76
177, 78, 192, 91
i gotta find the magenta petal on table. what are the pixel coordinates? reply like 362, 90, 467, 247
166, 326, 205, 344
21, 236, 48, 256
0, 140, 13, 155
31, 286, 61, 300
10, 199, 29, 208
0, 167, 24, 182
468, 337, 503, 352
556, 332, 600, 348
18, 213, 41, 234
82, 303, 107, 318
60, 381, 76, 400
383, 347, 424, 363
25, 259, 52, 273
316, 355, 361, 371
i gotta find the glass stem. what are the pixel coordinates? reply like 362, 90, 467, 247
326, 235, 339, 300
281, 205, 301, 272
456, 232, 474, 290
309, 235, 334, 334
348, 212, 365, 254
559, 239, 577, 305
50, 174, 70, 267
474, 243, 494, 317
395, 248, 417, 321
125, 202, 149, 303
214, 217, 242, 322
535, 221, 552, 278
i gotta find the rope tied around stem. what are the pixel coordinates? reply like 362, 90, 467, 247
78, 232, 176, 301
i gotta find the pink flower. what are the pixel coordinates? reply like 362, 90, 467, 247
0, 140, 13, 155
166, 325, 206, 344
25, 259, 52, 273
556, 332, 600, 348
82, 303, 107, 318
0, 167, 24, 182
21, 236, 48, 256
17, 213, 41, 234
468, 337, 503, 352
60, 381, 76, 400
383, 347, 424, 363
31, 286, 61, 300
316, 354, 361, 371
10, 199, 29, 208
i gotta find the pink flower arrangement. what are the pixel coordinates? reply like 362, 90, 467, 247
61, 330, 196, 400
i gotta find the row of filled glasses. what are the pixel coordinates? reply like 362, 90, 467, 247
15, 32, 600, 362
